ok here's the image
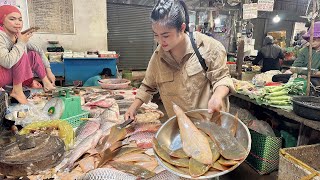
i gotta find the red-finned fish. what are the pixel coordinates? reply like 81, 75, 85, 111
128, 132, 155, 149
99, 102, 121, 124
126, 122, 161, 136
85, 98, 116, 108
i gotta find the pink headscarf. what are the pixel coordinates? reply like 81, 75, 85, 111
0, 5, 21, 26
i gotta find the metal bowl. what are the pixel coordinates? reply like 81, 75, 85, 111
290, 66, 318, 75
154, 109, 251, 179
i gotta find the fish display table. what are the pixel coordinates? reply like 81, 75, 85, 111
230, 93, 320, 145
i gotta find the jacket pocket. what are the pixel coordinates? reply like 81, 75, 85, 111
158, 71, 177, 96
186, 60, 208, 90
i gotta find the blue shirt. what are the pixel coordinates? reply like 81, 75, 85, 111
83, 75, 101, 87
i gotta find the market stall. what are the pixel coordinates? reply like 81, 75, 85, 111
0, 83, 165, 179
0, 81, 252, 179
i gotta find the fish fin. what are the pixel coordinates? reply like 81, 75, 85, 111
98, 148, 120, 168
210, 112, 222, 125
109, 141, 124, 151
87, 149, 98, 155
126, 126, 135, 136
231, 112, 239, 137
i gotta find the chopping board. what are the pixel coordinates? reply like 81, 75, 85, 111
0, 133, 65, 176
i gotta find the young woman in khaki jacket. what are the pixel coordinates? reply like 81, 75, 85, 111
125, 0, 234, 119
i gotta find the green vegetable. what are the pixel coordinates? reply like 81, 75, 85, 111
268, 100, 291, 106
267, 90, 288, 97
265, 86, 285, 93
265, 96, 292, 101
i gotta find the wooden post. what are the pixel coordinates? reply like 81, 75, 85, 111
236, 39, 245, 80
306, 0, 317, 96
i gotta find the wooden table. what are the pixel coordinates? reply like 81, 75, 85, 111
231, 93, 320, 145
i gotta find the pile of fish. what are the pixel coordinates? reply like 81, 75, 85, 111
153, 104, 248, 178
53, 113, 163, 179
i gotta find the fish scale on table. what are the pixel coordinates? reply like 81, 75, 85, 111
76, 168, 136, 180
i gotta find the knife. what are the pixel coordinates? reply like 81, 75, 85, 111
118, 118, 134, 129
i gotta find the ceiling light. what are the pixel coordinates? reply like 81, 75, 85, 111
273, 15, 280, 23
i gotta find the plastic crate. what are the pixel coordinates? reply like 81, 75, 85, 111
62, 111, 89, 128
245, 129, 282, 175
278, 144, 320, 180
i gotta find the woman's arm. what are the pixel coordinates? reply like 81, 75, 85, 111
27, 42, 50, 68
206, 39, 235, 113
125, 52, 159, 120
0, 35, 26, 68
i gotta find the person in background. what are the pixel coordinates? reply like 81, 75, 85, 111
293, 30, 308, 48
83, 68, 113, 87
285, 21, 320, 77
0, 5, 55, 104
273, 22, 320, 84
125, 0, 234, 120
253, 35, 284, 72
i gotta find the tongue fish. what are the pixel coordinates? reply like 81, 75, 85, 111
173, 104, 212, 165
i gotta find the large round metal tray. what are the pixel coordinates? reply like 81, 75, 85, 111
292, 96, 320, 121
290, 66, 318, 75
0, 134, 65, 176
154, 109, 251, 179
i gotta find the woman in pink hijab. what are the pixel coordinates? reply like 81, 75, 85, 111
0, 5, 55, 104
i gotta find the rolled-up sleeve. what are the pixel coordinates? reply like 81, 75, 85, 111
135, 53, 159, 103
206, 40, 235, 94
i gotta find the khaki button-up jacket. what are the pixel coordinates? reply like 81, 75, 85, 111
135, 32, 235, 118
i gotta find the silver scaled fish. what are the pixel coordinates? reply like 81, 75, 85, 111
77, 168, 136, 180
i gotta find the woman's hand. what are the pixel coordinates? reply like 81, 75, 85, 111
208, 95, 223, 113
16, 31, 33, 43
124, 99, 144, 120
46, 68, 56, 85
207, 86, 230, 113
125, 105, 137, 120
